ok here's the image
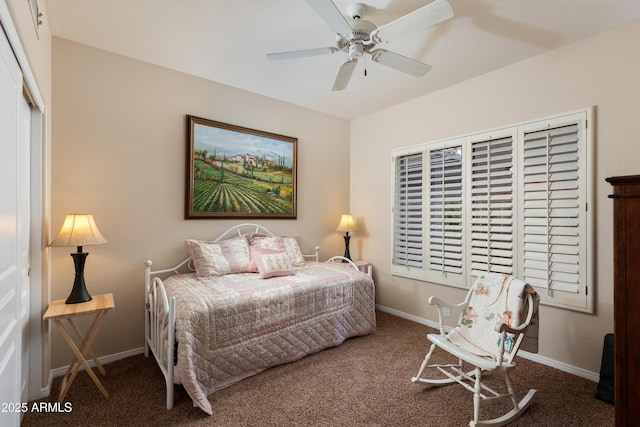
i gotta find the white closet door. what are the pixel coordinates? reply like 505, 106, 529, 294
19, 93, 31, 407
0, 24, 27, 427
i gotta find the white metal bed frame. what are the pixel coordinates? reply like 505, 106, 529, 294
144, 223, 358, 410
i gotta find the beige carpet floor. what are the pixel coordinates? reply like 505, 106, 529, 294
23, 311, 614, 426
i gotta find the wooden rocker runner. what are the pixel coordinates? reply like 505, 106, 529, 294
411, 273, 539, 426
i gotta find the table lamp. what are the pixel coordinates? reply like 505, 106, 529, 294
50, 214, 107, 304
336, 214, 356, 261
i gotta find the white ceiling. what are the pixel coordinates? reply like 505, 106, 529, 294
44, 0, 640, 119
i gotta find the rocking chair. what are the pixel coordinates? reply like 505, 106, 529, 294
411, 273, 539, 427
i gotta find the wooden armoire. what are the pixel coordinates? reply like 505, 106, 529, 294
606, 175, 640, 426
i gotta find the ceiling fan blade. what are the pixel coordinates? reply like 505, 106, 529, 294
266, 47, 338, 61
305, 0, 353, 35
370, 49, 432, 77
371, 0, 454, 44
332, 59, 358, 91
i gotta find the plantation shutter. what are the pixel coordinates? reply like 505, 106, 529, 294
393, 152, 424, 268
390, 108, 592, 310
429, 146, 463, 274
470, 134, 514, 277
521, 122, 583, 292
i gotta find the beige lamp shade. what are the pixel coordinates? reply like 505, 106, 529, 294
50, 214, 108, 249
336, 214, 356, 232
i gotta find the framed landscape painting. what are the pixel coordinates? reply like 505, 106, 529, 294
185, 115, 297, 219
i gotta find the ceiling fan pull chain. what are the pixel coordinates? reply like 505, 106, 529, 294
364, 54, 367, 77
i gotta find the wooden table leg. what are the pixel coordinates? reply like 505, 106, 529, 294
66, 312, 108, 376
54, 315, 110, 401
57, 312, 109, 401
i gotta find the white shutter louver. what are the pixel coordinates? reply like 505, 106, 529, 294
393, 152, 423, 268
429, 147, 463, 274
522, 122, 582, 292
470, 135, 514, 277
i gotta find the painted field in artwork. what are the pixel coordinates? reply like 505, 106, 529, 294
191, 123, 295, 215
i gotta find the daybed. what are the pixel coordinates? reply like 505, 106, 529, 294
144, 223, 376, 415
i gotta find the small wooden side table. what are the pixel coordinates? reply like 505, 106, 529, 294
43, 293, 115, 402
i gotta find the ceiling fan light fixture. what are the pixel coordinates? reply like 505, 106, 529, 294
269, 0, 454, 90
348, 43, 365, 59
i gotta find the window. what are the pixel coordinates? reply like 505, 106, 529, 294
428, 145, 463, 275
391, 108, 593, 313
469, 131, 515, 278
393, 151, 423, 270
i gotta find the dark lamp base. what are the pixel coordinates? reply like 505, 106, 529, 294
65, 252, 93, 304
342, 233, 352, 262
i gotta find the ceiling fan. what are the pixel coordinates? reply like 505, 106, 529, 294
266, 0, 454, 91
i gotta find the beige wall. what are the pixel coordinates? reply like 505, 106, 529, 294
350, 19, 640, 375
50, 38, 351, 368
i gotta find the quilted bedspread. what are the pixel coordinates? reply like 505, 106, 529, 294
163, 261, 376, 415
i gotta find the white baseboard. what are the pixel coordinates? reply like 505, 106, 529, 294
49, 346, 146, 379
375, 304, 600, 383
32, 383, 51, 401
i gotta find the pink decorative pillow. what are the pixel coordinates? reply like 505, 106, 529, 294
249, 234, 306, 266
256, 252, 294, 279
247, 246, 283, 273
185, 235, 250, 279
